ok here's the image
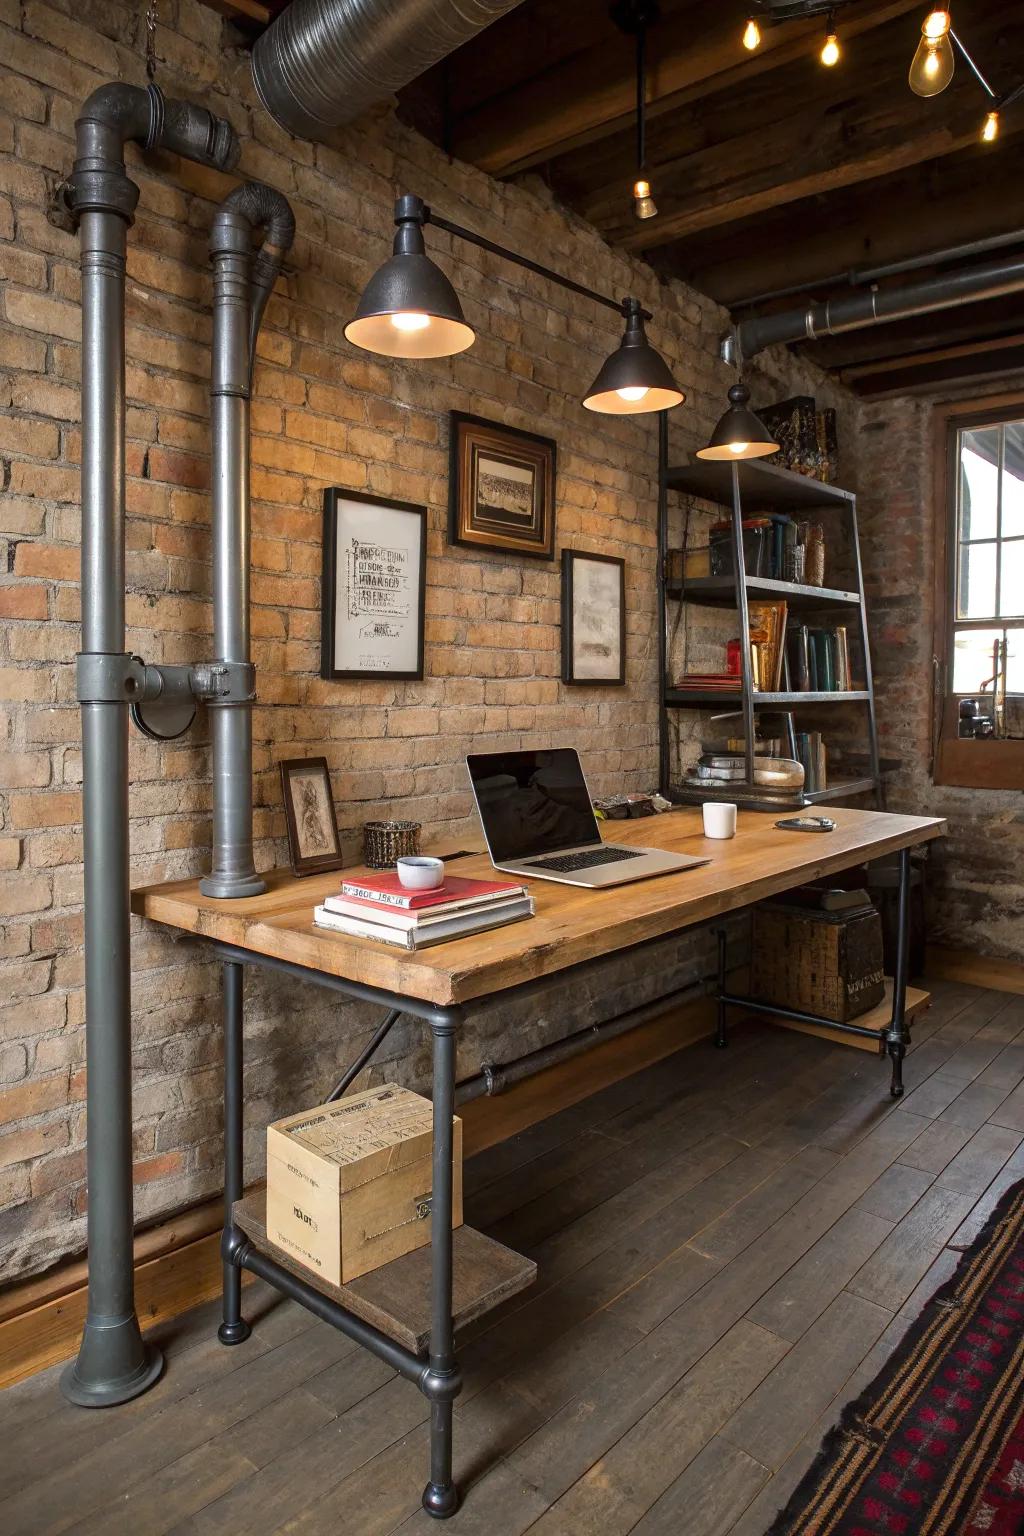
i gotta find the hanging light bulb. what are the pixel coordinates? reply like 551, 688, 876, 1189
982, 109, 999, 141
820, 23, 841, 67
633, 177, 657, 220
909, 9, 954, 96
742, 15, 761, 50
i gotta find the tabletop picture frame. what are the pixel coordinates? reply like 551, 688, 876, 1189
562, 549, 626, 686
449, 412, 556, 559
321, 488, 427, 680
279, 756, 344, 877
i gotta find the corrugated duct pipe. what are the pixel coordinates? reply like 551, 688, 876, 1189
252, 0, 525, 140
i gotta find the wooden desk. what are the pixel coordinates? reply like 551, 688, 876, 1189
132, 803, 944, 1520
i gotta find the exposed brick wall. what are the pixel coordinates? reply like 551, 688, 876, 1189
0, 0, 859, 1280
857, 388, 1024, 964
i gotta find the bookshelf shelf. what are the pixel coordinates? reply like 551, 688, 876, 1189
656, 425, 882, 810
665, 575, 861, 609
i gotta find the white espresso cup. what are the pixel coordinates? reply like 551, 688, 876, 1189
702, 802, 737, 840
396, 855, 445, 891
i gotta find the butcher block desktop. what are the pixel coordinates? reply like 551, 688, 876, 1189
132, 805, 945, 1007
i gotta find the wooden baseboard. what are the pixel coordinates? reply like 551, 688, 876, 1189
926, 946, 1024, 996
0, 993, 715, 1392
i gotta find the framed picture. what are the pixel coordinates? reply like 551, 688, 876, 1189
561, 549, 626, 686
321, 489, 426, 680
449, 412, 556, 559
279, 756, 344, 877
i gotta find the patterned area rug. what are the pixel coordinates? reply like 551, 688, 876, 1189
767, 1179, 1024, 1535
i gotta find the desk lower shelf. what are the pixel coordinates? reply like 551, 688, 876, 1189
750, 978, 930, 1053
233, 1191, 536, 1354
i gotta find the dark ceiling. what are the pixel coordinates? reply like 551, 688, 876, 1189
217, 0, 1024, 397
394, 0, 1024, 397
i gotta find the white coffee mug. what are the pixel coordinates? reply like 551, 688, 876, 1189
702, 802, 737, 839
396, 855, 445, 891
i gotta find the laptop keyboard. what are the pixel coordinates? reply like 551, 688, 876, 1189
528, 847, 646, 874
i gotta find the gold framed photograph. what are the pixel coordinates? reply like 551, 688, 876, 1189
279, 756, 344, 877
448, 412, 556, 559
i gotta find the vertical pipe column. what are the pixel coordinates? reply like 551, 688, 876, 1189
201, 212, 264, 898
219, 960, 251, 1344
886, 847, 912, 1099
422, 1013, 460, 1519
61, 203, 163, 1407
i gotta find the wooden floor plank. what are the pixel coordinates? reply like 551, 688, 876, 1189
3, 970, 1018, 1536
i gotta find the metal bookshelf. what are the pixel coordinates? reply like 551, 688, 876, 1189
656, 415, 883, 809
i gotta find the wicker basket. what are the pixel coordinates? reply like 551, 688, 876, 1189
750, 900, 885, 1023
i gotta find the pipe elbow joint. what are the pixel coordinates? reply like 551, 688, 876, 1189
221, 1225, 250, 1267
419, 1364, 463, 1403
218, 180, 297, 254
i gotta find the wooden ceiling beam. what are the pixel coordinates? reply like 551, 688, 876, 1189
840, 330, 1024, 383
447, 0, 921, 177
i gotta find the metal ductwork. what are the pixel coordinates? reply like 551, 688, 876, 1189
252, 0, 525, 140
201, 183, 295, 900
730, 253, 1024, 361
58, 83, 239, 1409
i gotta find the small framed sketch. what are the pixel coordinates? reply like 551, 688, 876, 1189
449, 412, 556, 559
280, 756, 344, 877
561, 549, 626, 686
321, 489, 426, 680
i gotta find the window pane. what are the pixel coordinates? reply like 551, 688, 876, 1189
960, 429, 1000, 541
957, 540, 997, 618
952, 626, 1004, 693
1007, 630, 1024, 693
1003, 422, 1024, 536
1000, 539, 1024, 619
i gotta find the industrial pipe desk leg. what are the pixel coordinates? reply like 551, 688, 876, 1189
219, 961, 251, 1344
715, 929, 728, 1049
885, 848, 912, 1099
422, 1012, 461, 1519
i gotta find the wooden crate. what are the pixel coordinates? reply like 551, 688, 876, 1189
267, 1083, 463, 1287
750, 900, 885, 1024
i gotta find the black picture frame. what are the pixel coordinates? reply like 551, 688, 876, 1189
321, 488, 427, 681
561, 549, 626, 686
448, 411, 557, 559
279, 756, 344, 877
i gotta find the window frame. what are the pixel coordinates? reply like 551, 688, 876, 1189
933, 391, 1024, 790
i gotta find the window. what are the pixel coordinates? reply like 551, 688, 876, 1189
950, 414, 1024, 698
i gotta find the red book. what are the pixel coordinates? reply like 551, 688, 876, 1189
335, 872, 525, 913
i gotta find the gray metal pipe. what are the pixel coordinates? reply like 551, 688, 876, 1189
733, 252, 1024, 359
201, 183, 295, 900
252, 0, 524, 140
61, 83, 238, 1410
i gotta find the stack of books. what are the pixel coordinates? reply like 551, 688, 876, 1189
674, 673, 742, 692
786, 624, 852, 692
314, 873, 534, 950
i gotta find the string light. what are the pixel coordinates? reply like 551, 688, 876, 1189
742, 15, 761, 50
820, 17, 841, 67
982, 109, 999, 142
909, 8, 954, 96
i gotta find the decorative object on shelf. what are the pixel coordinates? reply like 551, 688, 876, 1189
804, 521, 826, 586
346, 193, 683, 418
748, 600, 787, 691
697, 381, 779, 461
363, 819, 421, 869
266, 1084, 463, 1286
280, 756, 344, 877
449, 413, 556, 559
321, 489, 426, 681
611, 0, 660, 221
757, 396, 838, 482
562, 549, 626, 685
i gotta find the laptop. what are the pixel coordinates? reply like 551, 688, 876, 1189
466, 748, 709, 888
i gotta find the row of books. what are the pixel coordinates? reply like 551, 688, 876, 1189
786, 624, 852, 693
795, 730, 828, 792
314, 872, 534, 951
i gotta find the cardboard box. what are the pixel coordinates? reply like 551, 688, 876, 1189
266, 1083, 463, 1286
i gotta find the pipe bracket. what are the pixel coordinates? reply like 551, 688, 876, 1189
77, 652, 155, 704
61, 167, 140, 225
191, 660, 257, 705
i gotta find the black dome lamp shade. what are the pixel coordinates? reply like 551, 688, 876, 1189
344, 194, 475, 360
583, 298, 685, 415
696, 381, 779, 460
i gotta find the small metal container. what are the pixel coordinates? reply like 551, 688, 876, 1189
362, 820, 421, 869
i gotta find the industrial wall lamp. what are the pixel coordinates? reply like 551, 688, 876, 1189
346, 194, 686, 415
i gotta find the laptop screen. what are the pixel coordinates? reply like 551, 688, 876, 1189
467, 749, 601, 863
